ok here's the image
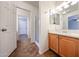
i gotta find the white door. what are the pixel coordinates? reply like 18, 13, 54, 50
0, 2, 16, 56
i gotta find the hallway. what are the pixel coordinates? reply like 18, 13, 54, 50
9, 35, 39, 57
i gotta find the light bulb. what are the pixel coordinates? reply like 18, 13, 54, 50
62, 11, 66, 14
71, 1, 78, 5
64, 4, 69, 9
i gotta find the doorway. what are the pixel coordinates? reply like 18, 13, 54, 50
16, 8, 30, 40
18, 16, 28, 39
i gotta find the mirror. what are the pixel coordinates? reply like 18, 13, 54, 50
62, 2, 79, 30
49, 13, 60, 25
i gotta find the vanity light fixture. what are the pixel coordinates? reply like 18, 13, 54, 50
56, 6, 63, 12
50, 1, 71, 14
55, 1, 71, 12
62, 11, 66, 14
71, 1, 78, 5
60, 1, 70, 9
64, 4, 69, 9
52, 9, 57, 14
57, 7, 63, 11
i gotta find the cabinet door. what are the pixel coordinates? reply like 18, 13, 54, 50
49, 34, 58, 53
77, 40, 79, 56
59, 36, 76, 57
48, 33, 51, 48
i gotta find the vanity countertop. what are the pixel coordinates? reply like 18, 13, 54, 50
49, 30, 79, 39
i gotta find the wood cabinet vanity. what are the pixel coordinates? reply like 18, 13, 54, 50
48, 33, 79, 57
49, 33, 58, 53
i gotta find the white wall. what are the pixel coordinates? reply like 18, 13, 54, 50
15, 1, 38, 42
39, 1, 51, 54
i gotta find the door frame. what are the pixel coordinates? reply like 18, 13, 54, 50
16, 7, 31, 40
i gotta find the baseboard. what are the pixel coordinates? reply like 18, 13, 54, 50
35, 41, 39, 48
9, 47, 17, 57
35, 41, 49, 55
39, 48, 49, 54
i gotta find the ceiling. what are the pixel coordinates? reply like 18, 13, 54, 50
55, 1, 63, 6
25, 1, 63, 8
25, 1, 39, 7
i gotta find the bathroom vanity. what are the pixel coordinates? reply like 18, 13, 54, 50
48, 2, 79, 57
48, 33, 79, 57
